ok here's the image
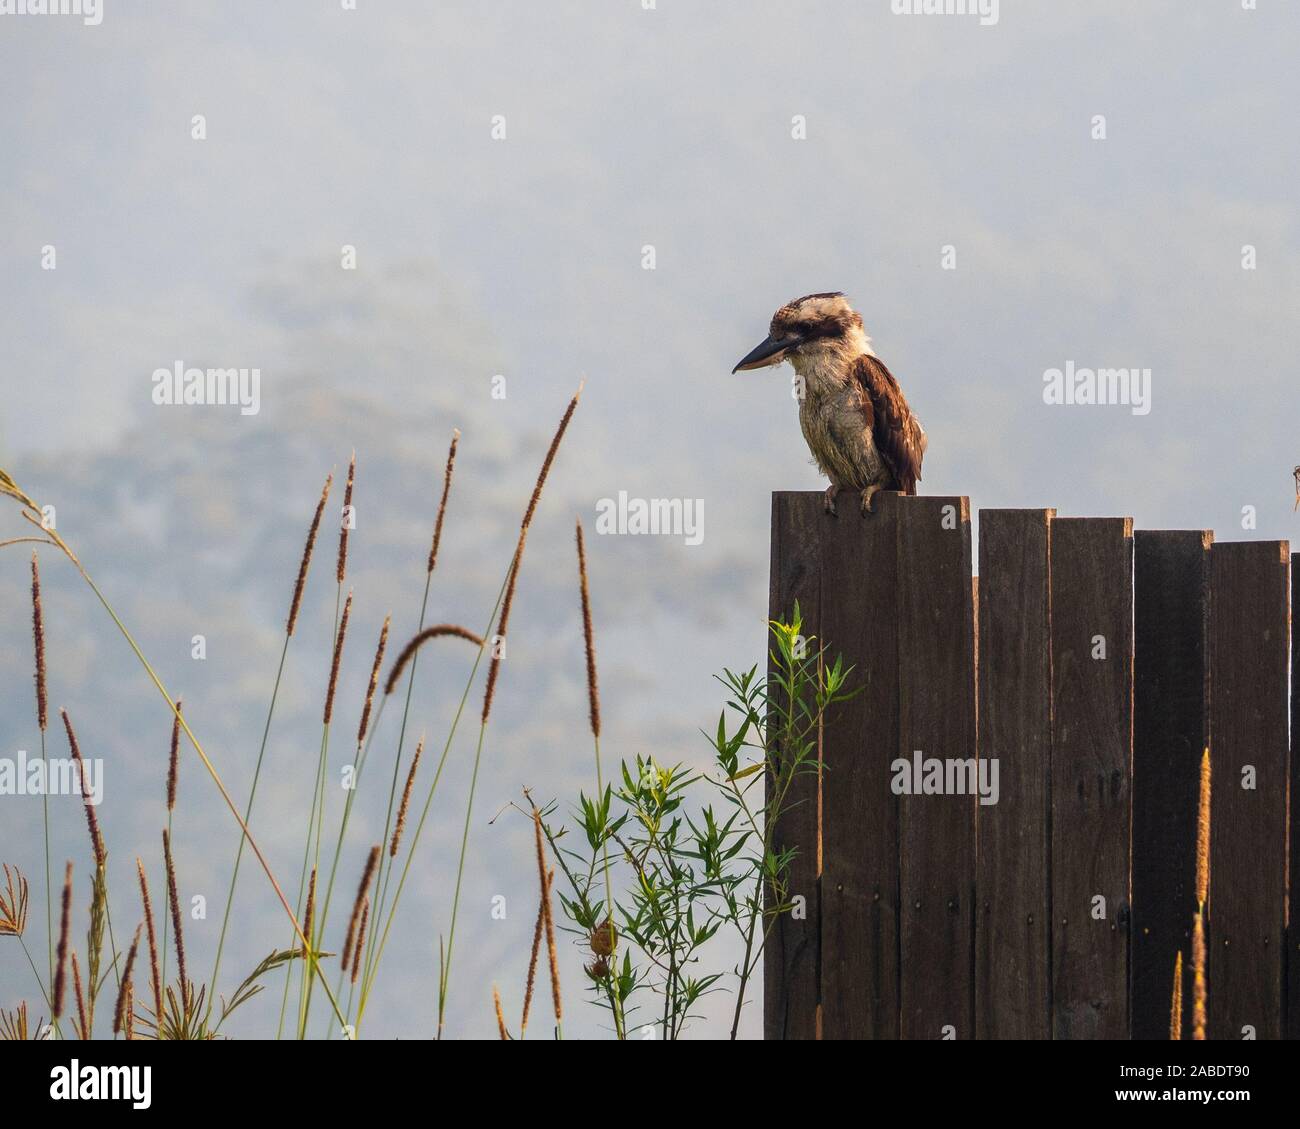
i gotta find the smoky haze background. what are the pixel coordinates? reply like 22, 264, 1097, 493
1, 1, 1297, 1039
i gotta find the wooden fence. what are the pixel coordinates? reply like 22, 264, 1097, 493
764, 492, 1295, 1040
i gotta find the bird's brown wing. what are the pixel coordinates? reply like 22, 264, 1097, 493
851, 354, 926, 494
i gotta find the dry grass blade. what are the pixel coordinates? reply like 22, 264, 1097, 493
52, 861, 72, 1019
163, 829, 189, 1013
167, 699, 182, 812
342, 846, 380, 971
390, 735, 424, 858
114, 925, 142, 1036
323, 590, 354, 726
136, 858, 164, 1029
383, 625, 485, 696
357, 615, 390, 749
60, 709, 105, 868
337, 452, 355, 584
428, 431, 459, 574
31, 552, 47, 731
0, 864, 28, 936
288, 472, 333, 636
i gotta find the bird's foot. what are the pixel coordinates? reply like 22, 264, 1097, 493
860, 484, 883, 516
824, 484, 839, 516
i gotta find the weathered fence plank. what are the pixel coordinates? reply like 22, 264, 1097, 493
764, 492, 822, 1040
818, 491, 902, 1039
975, 509, 1053, 1039
897, 496, 976, 1039
1131, 530, 1212, 1040
1291, 553, 1300, 1042
1208, 540, 1289, 1040
1049, 517, 1133, 1039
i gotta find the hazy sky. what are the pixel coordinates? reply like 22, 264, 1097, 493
1, 1, 1297, 1039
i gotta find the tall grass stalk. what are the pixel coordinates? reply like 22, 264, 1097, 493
574, 519, 622, 1038
208, 470, 332, 1024
435, 385, 580, 1038
354, 432, 458, 1018
312, 616, 390, 1036
276, 584, 347, 1039
30, 553, 51, 997
359, 388, 579, 1033
161, 701, 180, 995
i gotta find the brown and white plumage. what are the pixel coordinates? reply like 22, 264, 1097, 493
733, 292, 926, 514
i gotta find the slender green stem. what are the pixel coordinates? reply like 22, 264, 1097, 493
354, 568, 510, 1033
18, 935, 53, 1017
437, 719, 489, 1038
206, 634, 290, 1023
315, 697, 386, 1038
358, 571, 433, 1006
281, 584, 340, 1039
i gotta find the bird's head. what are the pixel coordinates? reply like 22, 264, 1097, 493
732, 292, 870, 374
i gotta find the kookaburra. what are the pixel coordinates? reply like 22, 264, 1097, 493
733, 292, 926, 515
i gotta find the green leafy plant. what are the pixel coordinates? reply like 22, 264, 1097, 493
539, 603, 856, 1039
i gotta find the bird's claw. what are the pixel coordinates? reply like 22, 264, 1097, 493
860, 486, 881, 516
824, 485, 839, 517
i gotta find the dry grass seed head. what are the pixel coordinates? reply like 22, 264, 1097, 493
71, 950, 88, 1038
532, 809, 562, 1023
493, 985, 510, 1040
575, 519, 601, 739
323, 590, 354, 726
31, 551, 46, 732
114, 924, 142, 1036
166, 700, 182, 812
337, 452, 355, 585
135, 858, 164, 1027
1196, 747, 1211, 909
163, 829, 189, 1013
481, 386, 581, 726
342, 845, 381, 971
52, 861, 72, 1020
303, 867, 318, 956
61, 709, 105, 868
384, 624, 484, 697
357, 615, 390, 748
287, 472, 333, 636
390, 734, 424, 858
350, 898, 370, 986
520, 867, 552, 1039
428, 430, 459, 575
1169, 949, 1183, 1041
1192, 910, 1207, 1040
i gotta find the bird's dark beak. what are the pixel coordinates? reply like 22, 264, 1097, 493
732, 333, 801, 373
